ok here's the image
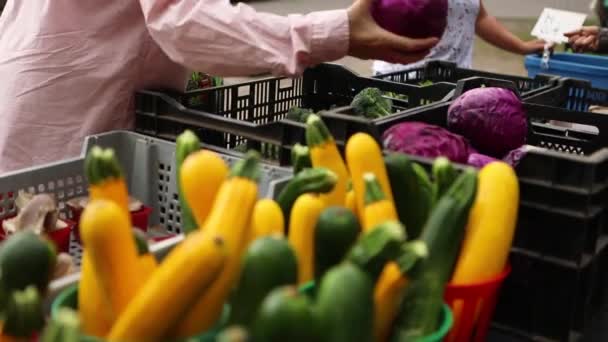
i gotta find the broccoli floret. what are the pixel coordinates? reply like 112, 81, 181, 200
286, 107, 315, 122
351, 88, 393, 119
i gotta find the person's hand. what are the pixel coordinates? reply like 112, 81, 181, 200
347, 0, 439, 64
565, 26, 600, 52
519, 39, 552, 55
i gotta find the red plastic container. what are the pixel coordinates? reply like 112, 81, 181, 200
69, 204, 153, 243
0, 216, 74, 254
444, 265, 511, 342
151, 234, 177, 243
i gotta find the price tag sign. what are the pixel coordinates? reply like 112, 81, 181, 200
531, 8, 587, 43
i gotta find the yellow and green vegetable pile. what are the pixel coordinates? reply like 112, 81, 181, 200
0, 114, 520, 342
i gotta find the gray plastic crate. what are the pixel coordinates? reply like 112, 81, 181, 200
0, 130, 291, 267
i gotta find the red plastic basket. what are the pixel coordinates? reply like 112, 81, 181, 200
0, 216, 74, 254
69, 205, 153, 243
444, 265, 511, 342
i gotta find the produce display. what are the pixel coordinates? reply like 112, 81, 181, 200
384, 88, 535, 168
0, 107, 520, 341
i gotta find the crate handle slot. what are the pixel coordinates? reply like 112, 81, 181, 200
454, 77, 521, 99
525, 103, 608, 147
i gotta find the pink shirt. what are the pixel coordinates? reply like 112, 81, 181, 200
0, 0, 349, 174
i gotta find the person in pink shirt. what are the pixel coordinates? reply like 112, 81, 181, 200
0, 0, 437, 174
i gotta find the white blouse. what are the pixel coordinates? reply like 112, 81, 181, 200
373, 0, 481, 75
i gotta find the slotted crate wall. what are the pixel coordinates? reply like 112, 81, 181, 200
0, 159, 85, 222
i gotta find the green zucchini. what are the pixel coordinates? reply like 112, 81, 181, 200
347, 220, 406, 281
2, 286, 45, 338
228, 237, 298, 327
132, 228, 150, 256
391, 169, 477, 341
176, 130, 201, 234
251, 286, 318, 342
316, 262, 374, 342
275, 167, 337, 223
395, 240, 429, 275
432, 157, 458, 205
384, 153, 433, 239
314, 206, 360, 281
0, 231, 57, 293
40, 308, 80, 342
291, 144, 312, 174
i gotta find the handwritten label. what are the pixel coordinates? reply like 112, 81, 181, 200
531, 8, 587, 43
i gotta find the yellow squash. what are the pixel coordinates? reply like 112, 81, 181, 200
0, 334, 20, 342
362, 173, 398, 232
78, 252, 112, 337
84, 146, 130, 215
345, 188, 357, 217
346, 133, 395, 222
180, 150, 229, 227
374, 240, 428, 342
451, 162, 519, 284
374, 262, 408, 342
108, 232, 226, 341
138, 254, 158, 282
448, 162, 518, 341
248, 199, 285, 243
79, 200, 144, 318
305, 115, 350, 206
288, 193, 325, 284
174, 152, 261, 338
82, 146, 134, 333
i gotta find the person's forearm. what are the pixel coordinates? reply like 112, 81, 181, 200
138, 0, 349, 77
475, 6, 526, 54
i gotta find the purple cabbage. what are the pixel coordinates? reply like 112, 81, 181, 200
447, 87, 528, 158
371, 0, 448, 39
467, 153, 499, 169
382, 122, 473, 163
503, 145, 530, 168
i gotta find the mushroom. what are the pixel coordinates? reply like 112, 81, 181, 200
3, 191, 59, 236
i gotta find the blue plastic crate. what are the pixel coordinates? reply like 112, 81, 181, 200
526, 53, 608, 90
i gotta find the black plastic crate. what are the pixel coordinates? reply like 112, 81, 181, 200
526, 78, 608, 113
135, 63, 456, 165
490, 241, 607, 342
374, 60, 560, 98
329, 77, 608, 264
